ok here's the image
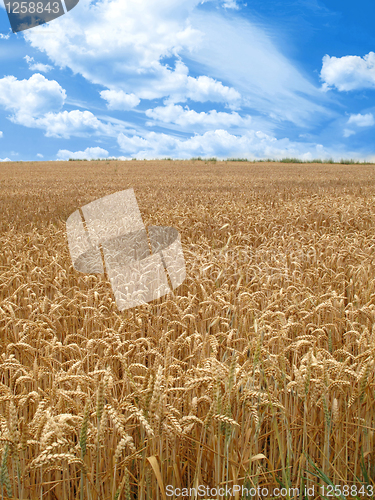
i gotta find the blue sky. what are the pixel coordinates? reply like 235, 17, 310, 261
0, 0, 374, 161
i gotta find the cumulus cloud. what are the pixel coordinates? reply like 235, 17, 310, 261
0, 74, 120, 138
117, 128, 335, 160
57, 146, 109, 160
0, 74, 66, 124
99, 58, 241, 107
24, 56, 53, 73
0, 158, 11, 162
145, 103, 251, 129
0, 131, 3, 138
347, 113, 375, 127
22, 0, 324, 121
179, 71, 241, 106
100, 90, 140, 110
222, 0, 240, 9
321, 52, 375, 91
23, 0, 229, 104
32, 110, 113, 138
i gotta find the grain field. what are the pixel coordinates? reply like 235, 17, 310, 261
1, 160, 375, 499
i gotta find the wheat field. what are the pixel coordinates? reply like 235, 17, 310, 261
1, 159, 375, 499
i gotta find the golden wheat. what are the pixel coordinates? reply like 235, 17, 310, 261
1, 160, 375, 498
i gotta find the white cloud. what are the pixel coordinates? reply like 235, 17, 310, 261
37, 153, 44, 158
222, 0, 240, 9
343, 129, 355, 138
0, 131, 3, 138
321, 52, 375, 92
100, 90, 140, 110
24, 0, 231, 105
21, 0, 323, 121
118, 134, 150, 153
0, 74, 120, 138
24, 56, 53, 73
145, 103, 251, 129
0, 74, 66, 124
116, 127, 375, 162
181, 72, 241, 106
117, 128, 336, 160
347, 113, 375, 127
57, 146, 109, 160
184, 10, 330, 125
0, 158, 11, 162
32, 110, 112, 138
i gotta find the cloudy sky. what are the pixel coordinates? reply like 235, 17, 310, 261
0, 0, 374, 161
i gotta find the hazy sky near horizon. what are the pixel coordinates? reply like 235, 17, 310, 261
0, 0, 374, 161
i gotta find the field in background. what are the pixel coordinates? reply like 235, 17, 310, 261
1, 160, 375, 499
